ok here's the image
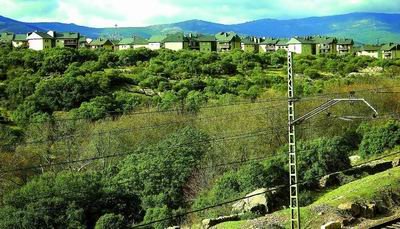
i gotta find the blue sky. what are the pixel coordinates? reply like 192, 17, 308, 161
1, 0, 400, 27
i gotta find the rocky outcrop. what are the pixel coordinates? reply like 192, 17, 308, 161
232, 188, 276, 215
201, 214, 240, 229
338, 202, 377, 218
321, 221, 342, 229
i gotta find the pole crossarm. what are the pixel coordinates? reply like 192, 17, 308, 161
291, 98, 378, 126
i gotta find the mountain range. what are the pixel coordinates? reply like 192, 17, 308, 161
1, 12, 400, 44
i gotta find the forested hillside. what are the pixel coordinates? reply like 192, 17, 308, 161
0, 44, 400, 228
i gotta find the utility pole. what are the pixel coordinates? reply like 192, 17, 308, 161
287, 51, 300, 229
287, 52, 378, 229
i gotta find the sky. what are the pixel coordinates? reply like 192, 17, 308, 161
1, 0, 400, 27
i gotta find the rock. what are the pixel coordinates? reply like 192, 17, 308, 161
319, 172, 341, 188
232, 188, 272, 215
349, 155, 361, 164
321, 221, 342, 229
201, 214, 240, 229
360, 203, 375, 218
338, 202, 361, 217
392, 157, 400, 167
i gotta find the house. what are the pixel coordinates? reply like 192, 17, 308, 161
336, 38, 354, 54
53, 32, 80, 48
356, 45, 381, 58
241, 37, 259, 53
26, 31, 54, 51
0, 32, 14, 45
79, 36, 91, 48
163, 33, 189, 51
148, 35, 167, 50
117, 36, 148, 50
380, 43, 400, 59
12, 34, 28, 48
215, 32, 241, 52
315, 36, 337, 55
89, 38, 114, 50
0, 32, 28, 48
259, 38, 279, 53
196, 35, 217, 52
287, 37, 316, 55
275, 39, 289, 51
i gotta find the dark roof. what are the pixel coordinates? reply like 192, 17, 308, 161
359, 45, 381, 51
287, 37, 315, 44
381, 43, 400, 51
195, 34, 216, 42
55, 32, 79, 39
241, 37, 256, 45
13, 34, 27, 41
118, 36, 148, 45
32, 32, 53, 39
148, 35, 167, 43
215, 32, 240, 42
314, 36, 336, 44
163, 33, 188, 42
276, 39, 289, 46
260, 38, 279, 45
89, 39, 113, 46
337, 38, 354, 45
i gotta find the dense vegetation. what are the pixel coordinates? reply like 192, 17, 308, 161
0, 46, 399, 228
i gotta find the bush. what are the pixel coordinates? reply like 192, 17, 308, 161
359, 121, 400, 158
95, 213, 125, 229
304, 68, 321, 79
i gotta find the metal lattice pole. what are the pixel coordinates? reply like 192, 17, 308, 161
287, 51, 300, 229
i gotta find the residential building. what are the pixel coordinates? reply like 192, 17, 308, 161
117, 36, 148, 50
315, 36, 337, 54
275, 39, 289, 51
79, 36, 91, 48
164, 33, 189, 51
53, 32, 80, 48
89, 38, 114, 50
196, 35, 217, 52
356, 45, 381, 58
259, 38, 279, 53
336, 38, 354, 54
287, 37, 316, 55
380, 43, 400, 59
0, 32, 14, 45
12, 34, 28, 48
0, 32, 28, 48
148, 35, 167, 50
215, 32, 241, 52
26, 31, 53, 51
241, 37, 259, 53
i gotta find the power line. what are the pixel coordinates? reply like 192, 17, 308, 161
10, 104, 283, 147
2, 114, 398, 174
0, 128, 280, 174
11, 85, 400, 126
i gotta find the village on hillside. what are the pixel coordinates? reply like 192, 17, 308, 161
0, 30, 399, 59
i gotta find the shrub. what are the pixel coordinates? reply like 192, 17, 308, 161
95, 213, 125, 229
359, 121, 400, 158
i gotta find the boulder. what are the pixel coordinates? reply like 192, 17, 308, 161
321, 221, 342, 229
360, 203, 375, 218
232, 188, 272, 214
338, 202, 361, 217
319, 172, 341, 188
392, 157, 400, 167
201, 214, 240, 229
